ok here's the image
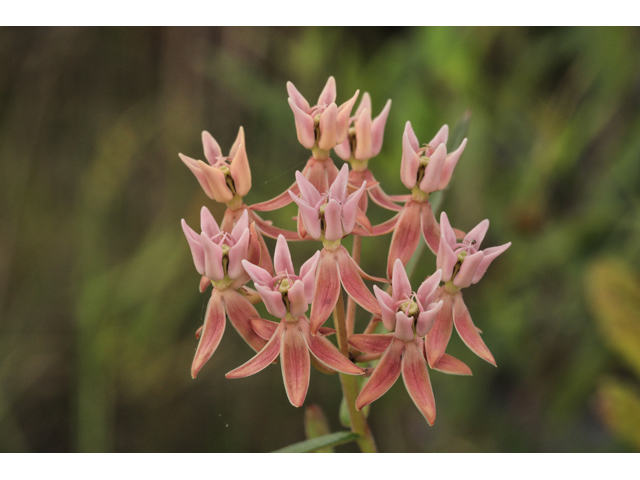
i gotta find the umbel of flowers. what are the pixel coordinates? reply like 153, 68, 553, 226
179, 76, 510, 451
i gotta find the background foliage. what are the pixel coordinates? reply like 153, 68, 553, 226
1, 26, 640, 452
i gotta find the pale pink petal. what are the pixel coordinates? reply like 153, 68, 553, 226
436, 236, 457, 284
368, 185, 403, 212
432, 353, 472, 376
250, 182, 299, 212
273, 234, 295, 275
201, 130, 222, 164
336, 247, 381, 316
229, 140, 251, 197
429, 124, 449, 149
200, 232, 224, 281
402, 339, 436, 425
329, 163, 349, 202
286, 81, 311, 112
355, 91, 372, 117
229, 125, 245, 159
179, 153, 213, 198
453, 251, 484, 289
465, 219, 490, 249
420, 202, 441, 254
386, 201, 422, 279
334, 138, 351, 160
289, 192, 322, 240
394, 312, 415, 341
404, 121, 419, 151
371, 214, 399, 236
426, 288, 453, 367
373, 285, 396, 331
191, 290, 225, 378
354, 108, 372, 160
391, 258, 412, 302
241, 259, 272, 286
300, 251, 321, 303
250, 318, 279, 340
182, 219, 205, 275
472, 242, 511, 284
416, 300, 443, 337
438, 138, 466, 191
288, 280, 308, 318
295, 170, 322, 206
199, 275, 210, 293
317, 103, 338, 151
453, 292, 496, 366
227, 228, 251, 280
318, 76, 337, 106
439, 211, 457, 249
356, 338, 404, 410
342, 182, 367, 235
223, 289, 268, 352
225, 321, 283, 379
301, 320, 363, 375
230, 209, 250, 239
323, 198, 343, 242
400, 130, 420, 189
281, 322, 311, 407
336, 90, 359, 143
417, 269, 442, 307
198, 161, 234, 203
200, 206, 220, 239
419, 143, 447, 193
255, 284, 287, 319
309, 249, 340, 334
371, 99, 391, 157
349, 333, 394, 354
288, 98, 316, 149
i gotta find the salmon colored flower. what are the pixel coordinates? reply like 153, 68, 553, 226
350, 260, 470, 424
179, 127, 251, 205
427, 212, 511, 368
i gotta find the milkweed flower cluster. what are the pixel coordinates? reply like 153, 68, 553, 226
178, 76, 510, 434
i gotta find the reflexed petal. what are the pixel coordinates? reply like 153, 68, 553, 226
464, 219, 490, 249
402, 339, 436, 425
251, 214, 300, 241
323, 198, 344, 242
400, 129, 420, 189
453, 251, 484, 289
281, 322, 311, 407
318, 103, 338, 151
429, 124, 449, 149
201, 130, 222, 164
356, 339, 404, 410
416, 300, 443, 337
288, 280, 309, 318
318, 76, 337, 106
386, 201, 422, 279
200, 232, 225, 281
309, 249, 340, 334
336, 247, 381, 316
289, 191, 321, 239
226, 322, 283, 379
420, 202, 441, 254
354, 108, 372, 160
426, 288, 454, 367
395, 312, 414, 341
229, 139, 252, 197
181, 219, 205, 275
432, 353, 472, 376
223, 289, 268, 352
371, 99, 391, 157
288, 98, 316, 149
300, 251, 321, 303
301, 321, 363, 375
453, 293, 496, 366
373, 285, 396, 331
368, 185, 403, 212
438, 138, 466, 191
419, 143, 447, 194
391, 258, 412, 301
191, 290, 226, 378
251, 318, 279, 340
250, 182, 299, 212
198, 161, 234, 203
227, 228, 251, 280
349, 333, 394, 354
255, 284, 287, 319
286, 81, 311, 112
241, 259, 272, 286
417, 269, 442, 307
472, 242, 511, 284
371, 214, 399, 236
274, 235, 295, 275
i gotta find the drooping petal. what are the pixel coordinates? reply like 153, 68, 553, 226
402, 339, 436, 425
420, 201, 441, 254
371, 214, 399, 236
226, 321, 283, 379
429, 124, 449, 150
281, 322, 311, 407
373, 285, 396, 331
288, 280, 309, 318
453, 251, 484, 289
317, 103, 338, 151
229, 138, 251, 197
301, 320, 363, 375
191, 289, 226, 378
181, 219, 205, 275
464, 219, 490, 249
371, 99, 391, 157
309, 249, 340, 334
227, 228, 251, 280
453, 292, 496, 366
438, 138, 466, 191
356, 338, 404, 411
286, 81, 311, 112
250, 318, 279, 340
198, 161, 234, 203
368, 185, 403, 212
323, 198, 344, 242
386, 200, 422, 279
200, 206, 220, 239
394, 311, 415, 341
250, 182, 299, 212
349, 333, 395, 354
288, 98, 315, 149
223, 289, 268, 352
426, 288, 454, 367
201, 130, 222, 164
200, 232, 225, 282
416, 300, 443, 337
336, 247, 381, 316
354, 108, 372, 160
391, 258, 412, 301
251, 214, 300, 241
417, 269, 442, 307
419, 143, 447, 194
472, 242, 511, 284
431, 353, 472, 376
400, 128, 420, 189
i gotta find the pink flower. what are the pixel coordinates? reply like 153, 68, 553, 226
427, 211, 511, 368
287, 76, 359, 151
349, 260, 471, 424
179, 127, 251, 204
288, 163, 366, 242
334, 92, 392, 161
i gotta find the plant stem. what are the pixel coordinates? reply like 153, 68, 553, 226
345, 235, 361, 336
333, 293, 377, 453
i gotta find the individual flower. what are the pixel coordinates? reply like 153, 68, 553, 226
179, 127, 251, 206
386, 122, 468, 278
181, 208, 267, 377
287, 76, 359, 152
225, 236, 364, 407
349, 260, 471, 424
427, 211, 511, 367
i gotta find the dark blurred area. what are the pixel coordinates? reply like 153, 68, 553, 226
2, 26, 640, 452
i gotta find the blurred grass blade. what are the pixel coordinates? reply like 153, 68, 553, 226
448, 109, 472, 151
598, 378, 640, 450
273, 431, 360, 453
304, 404, 333, 453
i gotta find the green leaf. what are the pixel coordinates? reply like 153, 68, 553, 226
598, 378, 640, 450
272, 431, 360, 453
585, 259, 640, 378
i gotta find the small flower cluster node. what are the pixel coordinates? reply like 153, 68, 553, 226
179, 76, 510, 429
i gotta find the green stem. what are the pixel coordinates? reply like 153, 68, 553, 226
345, 235, 361, 336
333, 293, 378, 453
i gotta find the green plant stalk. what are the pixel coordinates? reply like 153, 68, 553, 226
333, 293, 377, 453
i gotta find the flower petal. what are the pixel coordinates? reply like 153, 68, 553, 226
329, 163, 349, 202
179, 153, 214, 198
289, 191, 321, 240
438, 138, 466, 191
229, 136, 252, 197
373, 285, 396, 331
201, 130, 222, 164
288, 98, 315, 149
371, 214, 399, 236
200, 206, 220, 239
318, 103, 338, 151
300, 251, 321, 303
402, 339, 436, 425
273, 235, 295, 275
453, 292, 496, 366
426, 288, 454, 367
391, 258, 412, 302
400, 126, 420, 189
250, 182, 298, 212
323, 198, 344, 242
472, 242, 511, 284
250, 318, 279, 340
318, 76, 337, 106
301, 320, 363, 375
281, 322, 311, 407
286, 81, 311, 112
416, 300, 443, 337
386, 200, 422, 279
288, 280, 309, 318
241, 259, 272, 286
334, 137, 351, 160
223, 289, 268, 352
225, 321, 283, 379
181, 219, 205, 275
420, 201, 441, 254
431, 353, 472, 376
349, 333, 394, 354
419, 143, 447, 194
429, 124, 449, 149
191, 289, 226, 378
417, 269, 442, 307
309, 249, 340, 334
356, 338, 404, 410
296, 169, 322, 206
342, 183, 367, 234
198, 161, 234, 203
371, 99, 391, 157
200, 232, 225, 282
354, 108, 372, 160
453, 251, 484, 289
439, 211, 457, 250
229, 125, 245, 159
395, 311, 415, 341
227, 228, 251, 280
255, 284, 287, 319
464, 219, 490, 249
336, 247, 381, 316
336, 90, 359, 143
368, 185, 403, 212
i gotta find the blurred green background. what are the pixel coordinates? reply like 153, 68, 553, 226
2, 26, 640, 452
